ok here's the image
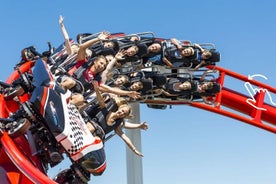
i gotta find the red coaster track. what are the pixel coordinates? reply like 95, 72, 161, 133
145, 65, 276, 133
0, 61, 57, 183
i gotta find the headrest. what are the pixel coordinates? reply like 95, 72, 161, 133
136, 43, 148, 57
207, 82, 221, 93
190, 81, 198, 91
76, 33, 93, 43
208, 49, 220, 62
100, 47, 115, 56
140, 78, 153, 94
152, 74, 167, 87
109, 39, 120, 53
71, 80, 85, 93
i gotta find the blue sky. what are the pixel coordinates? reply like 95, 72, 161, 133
1, 1, 276, 184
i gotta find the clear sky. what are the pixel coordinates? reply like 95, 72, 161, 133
1, 1, 276, 184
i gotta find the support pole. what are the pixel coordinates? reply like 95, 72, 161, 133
125, 102, 143, 184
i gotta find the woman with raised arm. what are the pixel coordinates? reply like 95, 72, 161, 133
84, 81, 148, 157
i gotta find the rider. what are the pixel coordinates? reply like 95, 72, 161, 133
83, 81, 148, 157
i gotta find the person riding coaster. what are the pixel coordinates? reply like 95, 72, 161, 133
0, 59, 107, 183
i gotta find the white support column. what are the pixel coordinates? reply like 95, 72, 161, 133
125, 102, 143, 184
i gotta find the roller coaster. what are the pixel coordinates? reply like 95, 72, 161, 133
0, 32, 276, 183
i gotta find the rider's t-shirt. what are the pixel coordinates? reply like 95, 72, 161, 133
75, 59, 87, 69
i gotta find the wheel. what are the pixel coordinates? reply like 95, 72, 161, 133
54, 168, 87, 184
53, 169, 72, 184
4, 86, 25, 101
8, 118, 31, 138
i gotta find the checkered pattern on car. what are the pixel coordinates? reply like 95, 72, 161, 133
65, 103, 85, 155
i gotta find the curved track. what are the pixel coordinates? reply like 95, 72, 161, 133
144, 65, 276, 133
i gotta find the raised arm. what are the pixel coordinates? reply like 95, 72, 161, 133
200, 70, 215, 81
92, 80, 106, 109
193, 43, 205, 53
101, 49, 126, 84
124, 121, 148, 130
115, 124, 144, 157
170, 38, 183, 50
162, 56, 174, 68
77, 32, 110, 61
59, 15, 73, 55
99, 84, 141, 99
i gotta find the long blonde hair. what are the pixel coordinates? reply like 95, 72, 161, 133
113, 96, 128, 107
113, 97, 134, 119
119, 104, 132, 117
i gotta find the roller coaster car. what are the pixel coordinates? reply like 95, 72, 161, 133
17, 42, 54, 68
141, 69, 221, 107
0, 59, 106, 183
